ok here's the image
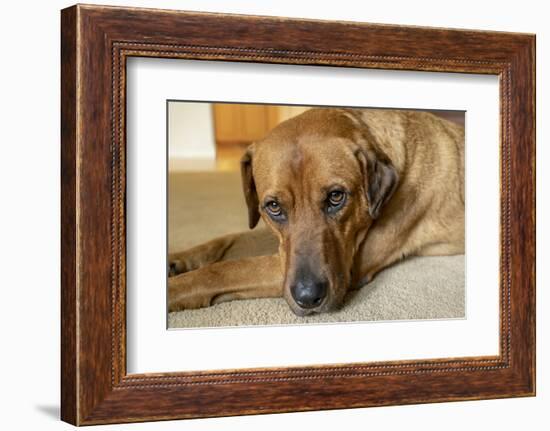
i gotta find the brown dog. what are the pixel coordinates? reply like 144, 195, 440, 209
168, 108, 464, 316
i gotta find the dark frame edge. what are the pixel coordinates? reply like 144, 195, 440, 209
499, 33, 537, 399
524, 34, 536, 398
61, 4, 79, 426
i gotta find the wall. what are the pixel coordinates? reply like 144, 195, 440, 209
0, 0, 546, 430
169, 102, 216, 160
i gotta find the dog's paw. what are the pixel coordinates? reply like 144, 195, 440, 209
168, 272, 212, 311
168, 258, 185, 277
168, 252, 196, 277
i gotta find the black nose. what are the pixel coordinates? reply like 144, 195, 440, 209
290, 279, 328, 309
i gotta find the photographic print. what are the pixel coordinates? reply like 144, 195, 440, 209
167, 102, 466, 328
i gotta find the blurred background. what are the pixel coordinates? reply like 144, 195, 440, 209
169, 102, 309, 172
168, 102, 464, 173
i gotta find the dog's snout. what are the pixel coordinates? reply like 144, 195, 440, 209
290, 278, 328, 309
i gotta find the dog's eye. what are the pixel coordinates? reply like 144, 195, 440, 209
265, 200, 282, 216
328, 190, 346, 207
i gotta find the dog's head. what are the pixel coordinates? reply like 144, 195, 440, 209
241, 108, 399, 316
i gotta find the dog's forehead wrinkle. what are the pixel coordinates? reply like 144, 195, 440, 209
256, 144, 361, 209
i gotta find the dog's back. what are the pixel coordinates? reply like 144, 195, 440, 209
355, 108, 465, 270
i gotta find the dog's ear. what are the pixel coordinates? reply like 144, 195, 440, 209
240, 145, 260, 229
356, 149, 399, 219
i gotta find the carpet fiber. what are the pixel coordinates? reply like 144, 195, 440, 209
168, 171, 465, 328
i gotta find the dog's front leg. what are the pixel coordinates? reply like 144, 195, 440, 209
168, 228, 278, 276
168, 254, 283, 311
168, 234, 237, 276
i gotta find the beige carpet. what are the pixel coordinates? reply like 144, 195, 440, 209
168, 171, 465, 328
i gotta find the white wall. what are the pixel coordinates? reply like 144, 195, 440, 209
168, 101, 216, 160
0, 1, 547, 430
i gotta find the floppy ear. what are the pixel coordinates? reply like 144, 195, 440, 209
240, 145, 260, 229
356, 149, 399, 219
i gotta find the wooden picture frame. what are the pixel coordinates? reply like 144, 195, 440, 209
61, 4, 535, 425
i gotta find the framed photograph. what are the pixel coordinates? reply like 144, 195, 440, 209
61, 4, 535, 425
